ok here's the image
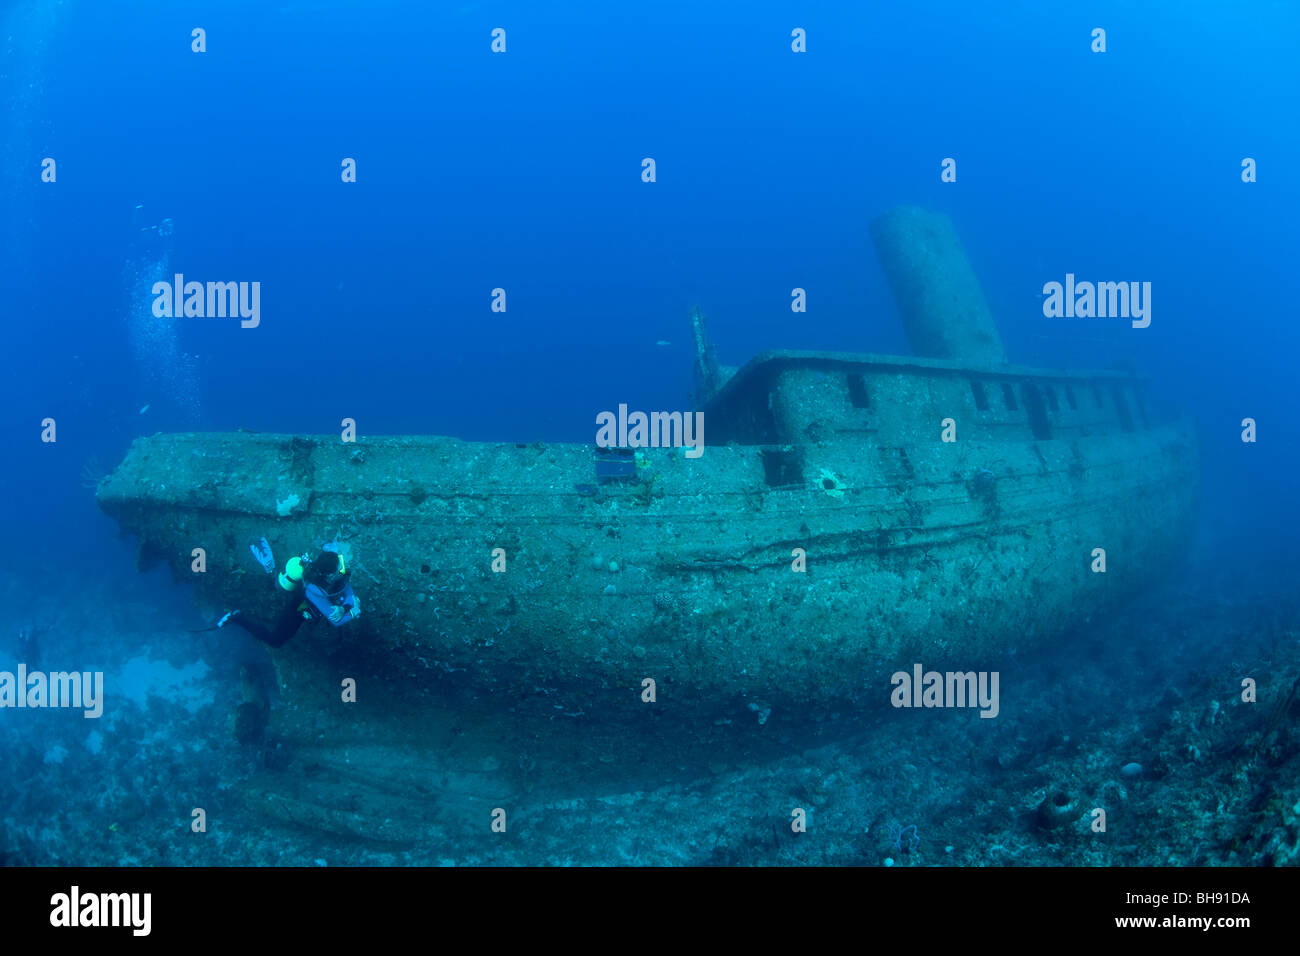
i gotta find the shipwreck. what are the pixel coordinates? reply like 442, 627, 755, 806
97, 207, 1198, 730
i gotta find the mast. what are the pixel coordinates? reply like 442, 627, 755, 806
691, 306, 722, 404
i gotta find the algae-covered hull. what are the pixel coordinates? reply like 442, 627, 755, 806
96, 379, 1197, 720
96, 207, 1200, 725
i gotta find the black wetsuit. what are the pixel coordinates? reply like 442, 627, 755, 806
232, 593, 312, 648
232, 576, 356, 648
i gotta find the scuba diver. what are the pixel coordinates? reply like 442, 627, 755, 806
215, 538, 361, 647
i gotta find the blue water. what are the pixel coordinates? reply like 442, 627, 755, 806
2, 1, 1298, 866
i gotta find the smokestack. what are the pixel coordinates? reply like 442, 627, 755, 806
870, 206, 1008, 366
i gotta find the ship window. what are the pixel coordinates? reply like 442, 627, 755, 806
594, 446, 637, 483
1112, 387, 1134, 433
847, 373, 871, 409
970, 379, 989, 411
1001, 383, 1018, 411
761, 447, 804, 488
1044, 386, 1059, 413
1064, 385, 1078, 410
1023, 384, 1052, 440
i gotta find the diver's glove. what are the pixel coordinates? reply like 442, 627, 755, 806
250, 536, 275, 573
347, 596, 361, 620
326, 604, 346, 625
